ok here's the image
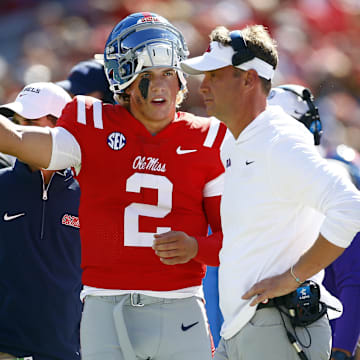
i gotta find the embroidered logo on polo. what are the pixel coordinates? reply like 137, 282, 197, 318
62, 214, 80, 229
3, 212, 25, 221
107, 132, 126, 150
181, 321, 199, 331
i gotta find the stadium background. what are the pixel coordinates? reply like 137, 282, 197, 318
0, 0, 359, 346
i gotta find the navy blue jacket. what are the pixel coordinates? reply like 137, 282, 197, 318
0, 160, 82, 360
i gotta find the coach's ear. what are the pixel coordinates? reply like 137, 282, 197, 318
243, 69, 258, 88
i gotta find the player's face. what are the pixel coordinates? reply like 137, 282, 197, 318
199, 66, 244, 124
126, 67, 180, 134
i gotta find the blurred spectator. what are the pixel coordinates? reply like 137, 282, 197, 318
56, 59, 115, 103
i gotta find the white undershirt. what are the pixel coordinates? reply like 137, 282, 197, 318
46, 126, 82, 174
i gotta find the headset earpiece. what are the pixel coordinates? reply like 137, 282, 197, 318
230, 31, 255, 66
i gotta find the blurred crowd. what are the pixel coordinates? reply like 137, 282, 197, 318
0, 0, 360, 151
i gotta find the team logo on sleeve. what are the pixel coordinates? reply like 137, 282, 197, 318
107, 132, 126, 150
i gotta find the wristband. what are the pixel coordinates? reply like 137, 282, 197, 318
290, 265, 303, 284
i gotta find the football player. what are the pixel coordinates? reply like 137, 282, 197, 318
0, 12, 225, 360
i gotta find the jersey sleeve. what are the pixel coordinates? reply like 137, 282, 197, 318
47, 127, 81, 172
194, 193, 223, 266
48, 95, 105, 173
55, 97, 81, 140
203, 117, 227, 195
193, 117, 226, 266
56, 95, 103, 143
203, 173, 224, 197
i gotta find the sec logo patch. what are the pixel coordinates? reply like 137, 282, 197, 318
107, 132, 126, 150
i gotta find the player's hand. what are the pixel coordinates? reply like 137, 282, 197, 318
242, 270, 299, 306
152, 231, 198, 265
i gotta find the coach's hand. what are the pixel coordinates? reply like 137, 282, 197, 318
242, 271, 299, 306
153, 231, 198, 265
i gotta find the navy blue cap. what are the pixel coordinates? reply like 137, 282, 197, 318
57, 60, 114, 104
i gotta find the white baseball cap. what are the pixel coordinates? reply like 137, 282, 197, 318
0, 82, 71, 119
180, 41, 275, 80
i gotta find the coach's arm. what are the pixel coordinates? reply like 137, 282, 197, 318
242, 234, 345, 305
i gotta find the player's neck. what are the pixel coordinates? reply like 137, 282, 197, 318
133, 111, 177, 135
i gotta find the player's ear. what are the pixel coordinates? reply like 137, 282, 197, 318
124, 86, 131, 96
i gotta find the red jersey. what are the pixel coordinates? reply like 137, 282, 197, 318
57, 96, 226, 290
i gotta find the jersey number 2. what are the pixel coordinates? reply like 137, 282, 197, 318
124, 173, 173, 247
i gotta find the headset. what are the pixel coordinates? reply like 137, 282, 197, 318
278, 85, 323, 146
229, 30, 255, 67
229, 30, 274, 81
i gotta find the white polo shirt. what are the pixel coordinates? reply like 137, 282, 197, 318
219, 105, 360, 339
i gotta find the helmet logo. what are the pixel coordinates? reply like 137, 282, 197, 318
107, 132, 127, 150
139, 15, 160, 24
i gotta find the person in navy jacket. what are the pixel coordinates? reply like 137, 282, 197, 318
0, 82, 82, 360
